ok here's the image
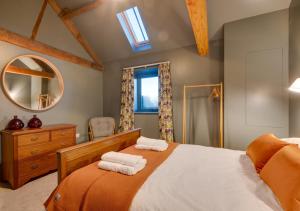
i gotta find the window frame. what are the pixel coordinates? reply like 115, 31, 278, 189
117, 6, 152, 52
134, 66, 159, 113
123, 7, 149, 45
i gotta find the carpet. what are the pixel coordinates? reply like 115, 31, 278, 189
0, 172, 57, 211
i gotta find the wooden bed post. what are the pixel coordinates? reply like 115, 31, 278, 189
56, 129, 141, 183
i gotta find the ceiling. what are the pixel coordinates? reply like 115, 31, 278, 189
207, 0, 291, 40
57, 0, 291, 63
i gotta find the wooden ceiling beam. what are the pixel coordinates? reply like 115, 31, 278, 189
0, 27, 103, 71
47, 0, 103, 67
7, 65, 55, 79
59, 0, 102, 20
31, 0, 48, 40
185, 0, 209, 56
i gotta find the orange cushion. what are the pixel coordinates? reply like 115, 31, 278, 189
246, 134, 288, 172
260, 145, 300, 211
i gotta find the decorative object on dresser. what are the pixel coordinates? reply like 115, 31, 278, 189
1, 124, 76, 189
6, 115, 24, 130
1, 54, 64, 112
27, 115, 42, 128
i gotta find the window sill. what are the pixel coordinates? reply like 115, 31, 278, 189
134, 112, 158, 115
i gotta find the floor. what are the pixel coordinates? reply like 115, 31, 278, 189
0, 172, 57, 211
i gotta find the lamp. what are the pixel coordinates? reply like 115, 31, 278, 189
289, 78, 300, 93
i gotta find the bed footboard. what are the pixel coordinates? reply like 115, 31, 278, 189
56, 128, 141, 183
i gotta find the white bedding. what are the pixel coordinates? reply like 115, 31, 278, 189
130, 144, 283, 211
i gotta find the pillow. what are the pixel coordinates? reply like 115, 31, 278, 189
246, 134, 288, 173
281, 137, 300, 148
260, 145, 300, 211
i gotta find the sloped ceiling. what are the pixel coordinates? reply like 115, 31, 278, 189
1, 0, 291, 63
57, 0, 291, 63
57, 0, 195, 63
207, 0, 291, 40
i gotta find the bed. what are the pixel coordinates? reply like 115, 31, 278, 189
45, 129, 283, 211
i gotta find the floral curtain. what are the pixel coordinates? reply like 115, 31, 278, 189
158, 63, 174, 142
119, 68, 134, 132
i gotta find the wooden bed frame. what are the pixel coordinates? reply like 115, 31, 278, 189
56, 128, 141, 183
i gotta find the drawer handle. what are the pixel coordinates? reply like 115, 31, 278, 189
31, 137, 39, 142
30, 150, 39, 155
31, 164, 39, 170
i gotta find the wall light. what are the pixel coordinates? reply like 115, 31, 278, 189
289, 78, 300, 93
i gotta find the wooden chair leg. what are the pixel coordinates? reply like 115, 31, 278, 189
88, 124, 94, 141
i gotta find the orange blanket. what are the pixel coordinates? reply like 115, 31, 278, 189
45, 143, 178, 211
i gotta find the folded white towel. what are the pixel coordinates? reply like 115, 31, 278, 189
135, 143, 168, 152
137, 136, 167, 147
101, 151, 143, 167
136, 136, 168, 151
98, 159, 147, 176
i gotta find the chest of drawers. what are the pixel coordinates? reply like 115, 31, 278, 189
1, 124, 76, 189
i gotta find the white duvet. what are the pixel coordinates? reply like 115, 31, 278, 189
130, 144, 283, 211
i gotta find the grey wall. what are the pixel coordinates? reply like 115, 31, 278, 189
103, 42, 223, 142
0, 0, 103, 162
224, 10, 289, 150
289, 0, 300, 136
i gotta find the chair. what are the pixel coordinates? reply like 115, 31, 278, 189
88, 117, 115, 141
38, 94, 51, 109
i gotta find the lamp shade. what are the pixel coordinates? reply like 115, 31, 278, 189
289, 78, 300, 93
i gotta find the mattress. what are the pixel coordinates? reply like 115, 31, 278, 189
130, 144, 282, 211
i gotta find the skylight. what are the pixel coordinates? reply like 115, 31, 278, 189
117, 6, 151, 52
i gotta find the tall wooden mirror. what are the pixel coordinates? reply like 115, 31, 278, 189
182, 83, 224, 148
1, 55, 64, 111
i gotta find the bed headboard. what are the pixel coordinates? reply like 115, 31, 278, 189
56, 128, 141, 183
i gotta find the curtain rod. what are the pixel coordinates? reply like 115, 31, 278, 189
123, 61, 170, 70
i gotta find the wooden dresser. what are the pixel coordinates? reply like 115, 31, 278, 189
1, 124, 76, 189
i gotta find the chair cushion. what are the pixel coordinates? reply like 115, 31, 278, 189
90, 117, 115, 138
246, 134, 288, 173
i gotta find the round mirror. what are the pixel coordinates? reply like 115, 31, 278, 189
1, 55, 64, 111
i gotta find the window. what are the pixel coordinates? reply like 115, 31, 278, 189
134, 66, 159, 113
117, 6, 151, 52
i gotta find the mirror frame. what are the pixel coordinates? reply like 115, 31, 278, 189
1, 54, 64, 112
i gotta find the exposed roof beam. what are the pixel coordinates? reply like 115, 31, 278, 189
47, 0, 103, 67
185, 0, 209, 56
60, 0, 102, 20
7, 65, 55, 79
0, 27, 103, 71
31, 0, 48, 40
